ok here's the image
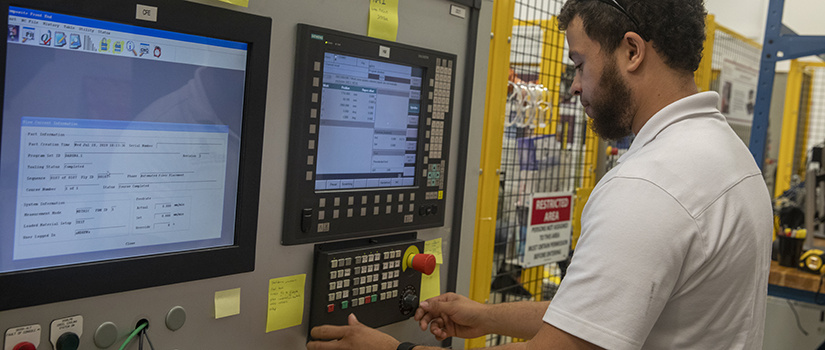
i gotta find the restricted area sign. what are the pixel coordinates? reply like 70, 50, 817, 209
523, 192, 573, 267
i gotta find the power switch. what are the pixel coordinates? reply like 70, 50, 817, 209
56, 332, 80, 350
50, 315, 82, 350
301, 208, 313, 232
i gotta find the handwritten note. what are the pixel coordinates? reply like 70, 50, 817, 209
214, 288, 241, 319
424, 238, 443, 264
218, 0, 249, 7
368, 0, 399, 41
420, 238, 442, 301
266, 274, 306, 333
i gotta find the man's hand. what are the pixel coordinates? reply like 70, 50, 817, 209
307, 313, 400, 350
414, 292, 490, 341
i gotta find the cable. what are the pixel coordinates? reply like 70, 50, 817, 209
138, 330, 144, 350
786, 299, 809, 336
815, 274, 825, 305
118, 323, 148, 350
144, 332, 156, 350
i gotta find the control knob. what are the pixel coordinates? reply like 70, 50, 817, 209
398, 285, 419, 316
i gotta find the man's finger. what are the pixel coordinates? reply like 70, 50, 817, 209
347, 313, 361, 326
310, 325, 348, 340
306, 339, 340, 350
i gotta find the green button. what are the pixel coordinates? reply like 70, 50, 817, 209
371, 294, 378, 302
341, 301, 349, 309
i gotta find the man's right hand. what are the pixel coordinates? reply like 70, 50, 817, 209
413, 292, 490, 341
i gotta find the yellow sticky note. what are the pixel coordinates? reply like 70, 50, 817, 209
266, 274, 306, 333
420, 238, 443, 301
214, 288, 241, 319
367, 0, 399, 41
424, 237, 443, 264
218, 0, 249, 7
420, 264, 441, 301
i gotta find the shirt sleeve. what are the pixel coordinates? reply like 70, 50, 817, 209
543, 176, 701, 350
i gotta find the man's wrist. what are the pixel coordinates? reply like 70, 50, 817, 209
397, 341, 418, 350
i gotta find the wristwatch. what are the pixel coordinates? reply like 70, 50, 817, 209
397, 342, 418, 350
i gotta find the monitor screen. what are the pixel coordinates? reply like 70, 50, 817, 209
315, 53, 423, 191
0, 6, 247, 273
0, 0, 269, 311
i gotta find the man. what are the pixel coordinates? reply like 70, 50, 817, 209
307, 0, 772, 349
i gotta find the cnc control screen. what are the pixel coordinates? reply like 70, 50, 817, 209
0, 6, 249, 273
315, 53, 423, 191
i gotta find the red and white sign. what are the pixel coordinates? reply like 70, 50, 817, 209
523, 192, 573, 267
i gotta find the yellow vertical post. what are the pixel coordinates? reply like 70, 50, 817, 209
775, 59, 804, 198
797, 70, 815, 180
582, 120, 598, 188
539, 17, 566, 135
694, 14, 716, 92
467, 0, 516, 347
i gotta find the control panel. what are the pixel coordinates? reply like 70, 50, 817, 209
282, 24, 457, 244
308, 233, 436, 332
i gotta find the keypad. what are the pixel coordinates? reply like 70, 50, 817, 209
325, 249, 405, 310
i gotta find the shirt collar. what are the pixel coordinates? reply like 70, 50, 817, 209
617, 91, 722, 163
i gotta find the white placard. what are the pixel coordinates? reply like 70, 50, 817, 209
523, 192, 573, 267
718, 58, 759, 125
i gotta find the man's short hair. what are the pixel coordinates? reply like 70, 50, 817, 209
558, 0, 707, 73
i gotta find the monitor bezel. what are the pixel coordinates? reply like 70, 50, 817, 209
281, 24, 456, 245
0, 0, 270, 311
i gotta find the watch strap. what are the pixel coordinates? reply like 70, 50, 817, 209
397, 342, 418, 350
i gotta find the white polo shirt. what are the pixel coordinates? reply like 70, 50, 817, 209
543, 92, 772, 350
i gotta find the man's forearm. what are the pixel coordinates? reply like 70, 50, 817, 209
482, 300, 551, 339
409, 343, 528, 350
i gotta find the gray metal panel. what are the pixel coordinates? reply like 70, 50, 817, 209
0, 0, 488, 349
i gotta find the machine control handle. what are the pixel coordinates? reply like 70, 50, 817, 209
407, 253, 436, 275
402, 293, 419, 310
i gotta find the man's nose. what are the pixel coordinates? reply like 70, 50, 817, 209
570, 74, 582, 96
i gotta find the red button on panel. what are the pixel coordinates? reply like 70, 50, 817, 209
13, 342, 37, 350
327, 304, 334, 313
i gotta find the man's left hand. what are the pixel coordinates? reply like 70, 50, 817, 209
307, 313, 401, 350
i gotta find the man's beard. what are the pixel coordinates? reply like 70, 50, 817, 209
588, 60, 634, 140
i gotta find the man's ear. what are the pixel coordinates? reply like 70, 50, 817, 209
621, 32, 646, 72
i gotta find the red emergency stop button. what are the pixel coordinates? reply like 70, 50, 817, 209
13, 342, 37, 350
408, 254, 436, 275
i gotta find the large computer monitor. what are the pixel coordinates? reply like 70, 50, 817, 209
281, 25, 457, 245
0, 0, 270, 311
